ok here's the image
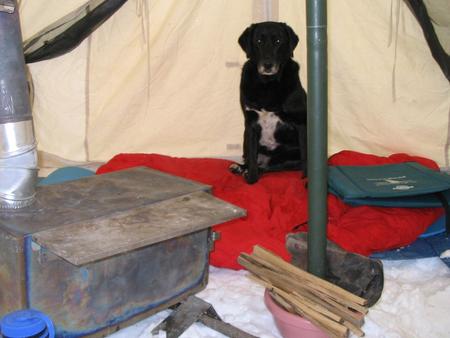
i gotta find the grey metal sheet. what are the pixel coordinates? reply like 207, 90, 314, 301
0, 167, 211, 236
32, 191, 245, 266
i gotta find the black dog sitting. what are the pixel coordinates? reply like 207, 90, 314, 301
230, 22, 307, 184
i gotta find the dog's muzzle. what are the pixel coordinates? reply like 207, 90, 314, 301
258, 62, 279, 76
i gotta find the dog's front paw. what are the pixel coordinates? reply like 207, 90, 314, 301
244, 169, 259, 184
229, 163, 246, 175
229, 163, 259, 184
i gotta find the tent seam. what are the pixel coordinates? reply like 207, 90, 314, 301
445, 104, 450, 168
85, 34, 92, 162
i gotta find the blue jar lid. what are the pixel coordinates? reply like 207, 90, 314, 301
1, 309, 46, 337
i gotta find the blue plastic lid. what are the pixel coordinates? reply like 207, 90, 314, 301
0, 309, 53, 338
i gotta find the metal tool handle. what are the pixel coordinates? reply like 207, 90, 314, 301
199, 315, 258, 338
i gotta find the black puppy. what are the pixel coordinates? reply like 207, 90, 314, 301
230, 22, 307, 184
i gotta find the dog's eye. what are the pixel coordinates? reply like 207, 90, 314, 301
257, 39, 262, 44
275, 39, 281, 44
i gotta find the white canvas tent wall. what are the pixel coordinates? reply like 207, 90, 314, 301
17, 0, 450, 171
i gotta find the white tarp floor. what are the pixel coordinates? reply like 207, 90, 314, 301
107, 257, 450, 338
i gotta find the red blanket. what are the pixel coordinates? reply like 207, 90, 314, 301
97, 151, 443, 270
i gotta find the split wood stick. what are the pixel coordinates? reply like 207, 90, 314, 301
343, 320, 365, 338
268, 290, 295, 313
239, 254, 303, 295
241, 252, 367, 315
249, 268, 364, 337
238, 255, 344, 323
289, 287, 343, 323
249, 275, 301, 317
301, 280, 369, 315
252, 246, 367, 307
245, 251, 366, 324
239, 254, 344, 321
271, 283, 349, 338
294, 289, 365, 327
277, 270, 366, 325
252, 245, 368, 306
239, 253, 366, 327
292, 292, 365, 337
252, 274, 347, 338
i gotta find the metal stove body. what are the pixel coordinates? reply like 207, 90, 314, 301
0, 167, 244, 337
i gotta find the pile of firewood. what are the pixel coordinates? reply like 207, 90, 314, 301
238, 246, 369, 338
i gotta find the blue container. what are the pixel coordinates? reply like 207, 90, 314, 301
0, 309, 55, 338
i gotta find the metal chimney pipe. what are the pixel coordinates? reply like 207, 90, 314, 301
0, 0, 37, 209
306, 0, 328, 278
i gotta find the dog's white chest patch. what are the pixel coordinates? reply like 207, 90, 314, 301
250, 108, 282, 150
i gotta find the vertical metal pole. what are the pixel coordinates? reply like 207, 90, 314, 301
306, 0, 328, 277
0, 0, 38, 209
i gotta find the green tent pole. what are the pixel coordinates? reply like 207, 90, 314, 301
306, 0, 328, 278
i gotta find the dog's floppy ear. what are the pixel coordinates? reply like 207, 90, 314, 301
283, 23, 299, 56
238, 25, 254, 58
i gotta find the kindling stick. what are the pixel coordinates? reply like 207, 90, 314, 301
238, 246, 370, 338
252, 245, 367, 306
248, 273, 348, 338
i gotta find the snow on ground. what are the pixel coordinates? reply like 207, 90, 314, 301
108, 258, 450, 338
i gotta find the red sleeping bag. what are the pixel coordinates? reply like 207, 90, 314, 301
97, 150, 443, 270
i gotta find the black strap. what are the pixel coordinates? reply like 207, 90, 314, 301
24, 0, 128, 63
435, 192, 450, 236
404, 0, 450, 82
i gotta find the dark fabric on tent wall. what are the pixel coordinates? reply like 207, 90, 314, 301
23, 0, 128, 63
404, 0, 450, 81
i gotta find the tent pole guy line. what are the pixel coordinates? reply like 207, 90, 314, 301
306, 0, 328, 278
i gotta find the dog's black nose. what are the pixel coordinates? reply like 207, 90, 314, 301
263, 62, 273, 70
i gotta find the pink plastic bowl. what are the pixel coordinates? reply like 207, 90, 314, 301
264, 289, 329, 338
